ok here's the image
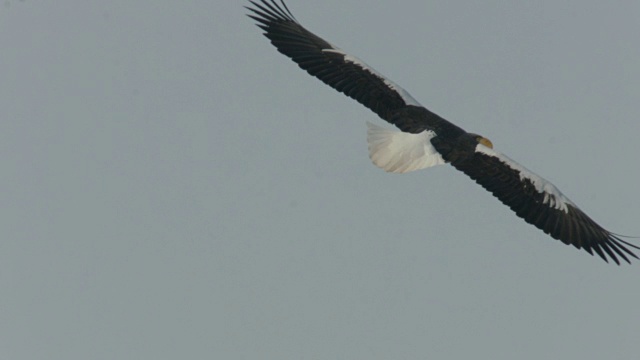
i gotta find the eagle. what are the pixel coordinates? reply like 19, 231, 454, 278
246, 0, 638, 264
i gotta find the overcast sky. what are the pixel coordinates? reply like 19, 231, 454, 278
1, 1, 639, 359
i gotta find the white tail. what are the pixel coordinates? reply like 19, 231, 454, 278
366, 122, 445, 173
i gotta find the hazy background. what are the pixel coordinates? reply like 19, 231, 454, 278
1, 1, 639, 359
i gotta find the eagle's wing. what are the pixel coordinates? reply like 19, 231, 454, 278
452, 143, 639, 264
246, 0, 423, 122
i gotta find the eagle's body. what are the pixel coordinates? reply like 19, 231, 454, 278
246, 0, 638, 264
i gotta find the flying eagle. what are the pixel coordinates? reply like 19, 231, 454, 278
246, 0, 638, 264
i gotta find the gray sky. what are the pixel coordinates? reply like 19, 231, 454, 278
2, 1, 639, 359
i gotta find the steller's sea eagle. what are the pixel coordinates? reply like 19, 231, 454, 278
246, 0, 639, 264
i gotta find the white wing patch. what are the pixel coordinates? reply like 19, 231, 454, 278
367, 122, 445, 173
475, 144, 574, 212
322, 48, 422, 107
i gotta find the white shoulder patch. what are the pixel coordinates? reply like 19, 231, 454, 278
475, 144, 574, 212
366, 122, 445, 173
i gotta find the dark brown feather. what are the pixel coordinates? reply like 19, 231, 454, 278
450, 150, 639, 264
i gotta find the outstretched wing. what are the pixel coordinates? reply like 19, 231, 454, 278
246, 0, 422, 122
452, 144, 639, 264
